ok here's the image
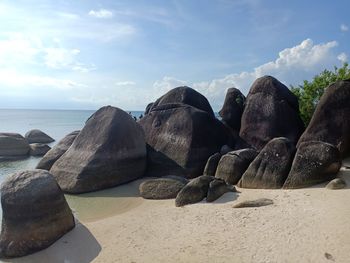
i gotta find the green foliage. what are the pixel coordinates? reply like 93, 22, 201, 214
291, 62, 350, 125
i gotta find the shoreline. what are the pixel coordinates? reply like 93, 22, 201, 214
3, 161, 350, 263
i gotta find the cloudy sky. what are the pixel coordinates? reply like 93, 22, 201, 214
0, 0, 349, 110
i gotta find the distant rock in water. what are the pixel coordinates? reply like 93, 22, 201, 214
0, 169, 75, 258
238, 137, 295, 189
139, 103, 229, 178
175, 175, 214, 207
148, 86, 215, 117
25, 129, 55, 144
36, 130, 79, 170
297, 80, 350, 156
283, 141, 341, 189
139, 177, 187, 199
239, 76, 304, 150
29, 143, 51, 156
50, 106, 147, 194
0, 133, 29, 159
215, 148, 258, 185
219, 88, 245, 131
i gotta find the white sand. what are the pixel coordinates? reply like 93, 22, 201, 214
5, 160, 350, 263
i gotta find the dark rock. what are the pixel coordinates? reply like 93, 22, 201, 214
50, 106, 147, 194
219, 88, 245, 131
148, 86, 215, 117
238, 137, 295, 189
175, 175, 214, 207
283, 141, 341, 189
297, 80, 350, 156
29, 143, 51, 156
0, 133, 29, 159
144, 102, 154, 115
215, 148, 258, 185
326, 178, 346, 190
139, 178, 186, 199
0, 169, 75, 258
139, 103, 229, 178
220, 145, 233, 155
206, 179, 236, 202
36, 130, 79, 170
239, 76, 304, 150
203, 153, 221, 177
25, 129, 54, 144
233, 198, 273, 208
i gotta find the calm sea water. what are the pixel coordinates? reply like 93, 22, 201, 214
0, 109, 143, 181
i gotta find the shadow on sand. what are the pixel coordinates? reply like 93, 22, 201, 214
1, 220, 101, 263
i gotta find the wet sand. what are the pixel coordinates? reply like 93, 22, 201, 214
3, 160, 350, 263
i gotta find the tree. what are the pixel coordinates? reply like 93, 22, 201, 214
291, 62, 350, 125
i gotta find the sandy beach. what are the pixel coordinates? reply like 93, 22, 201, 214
3, 159, 350, 263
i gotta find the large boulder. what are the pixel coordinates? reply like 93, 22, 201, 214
239, 76, 304, 150
139, 103, 229, 178
203, 152, 221, 177
29, 143, 51, 156
50, 106, 147, 194
36, 130, 79, 170
215, 148, 258, 185
238, 137, 295, 189
297, 80, 350, 156
219, 88, 245, 131
175, 175, 214, 207
139, 177, 187, 199
148, 86, 215, 117
0, 170, 75, 258
25, 129, 54, 144
0, 133, 30, 159
283, 141, 341, 189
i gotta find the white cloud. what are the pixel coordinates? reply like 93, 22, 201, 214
88, 9, 113, 18
152, 76, 187, 97
337, 52, 348, 63
341, 24, 349, 32
153, 39, 343, 109
115, 81, 136, 86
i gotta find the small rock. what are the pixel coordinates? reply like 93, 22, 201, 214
29, 143, 51, 156
326, 178, 346, 190
233, 198, 273, 208
206, 179, 236, 202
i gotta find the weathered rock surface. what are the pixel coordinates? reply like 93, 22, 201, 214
219, 88, 245, 131
139, 103, 229, 178
297, 80, 350, 156
29, 143, 51, 156
326, 178, 346, 190
139, 178, 187, 199
238, 137, 295, 189
233, 198, 274, 208
215, 148, 258, 185
203, 153, 221, 177
175, 175, 214, 207
283, 141, 341, 189
206, 179, 236, 202
36, 130, 79, 170
0, 133, 29, 158
50, 106, 147, 194
239, 76, 304, 150
148, 86, 215, 117
0, 169, 75, 258
25, 129, 54, 144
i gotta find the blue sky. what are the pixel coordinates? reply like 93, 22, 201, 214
0, 0, 349, 110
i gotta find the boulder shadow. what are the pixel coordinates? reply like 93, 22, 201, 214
210, 191, 240, 204
2, 220, 101, 263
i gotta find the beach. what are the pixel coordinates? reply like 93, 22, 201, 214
3, 159, 349, 263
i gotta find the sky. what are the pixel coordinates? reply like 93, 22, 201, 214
0, 0, 349, 111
